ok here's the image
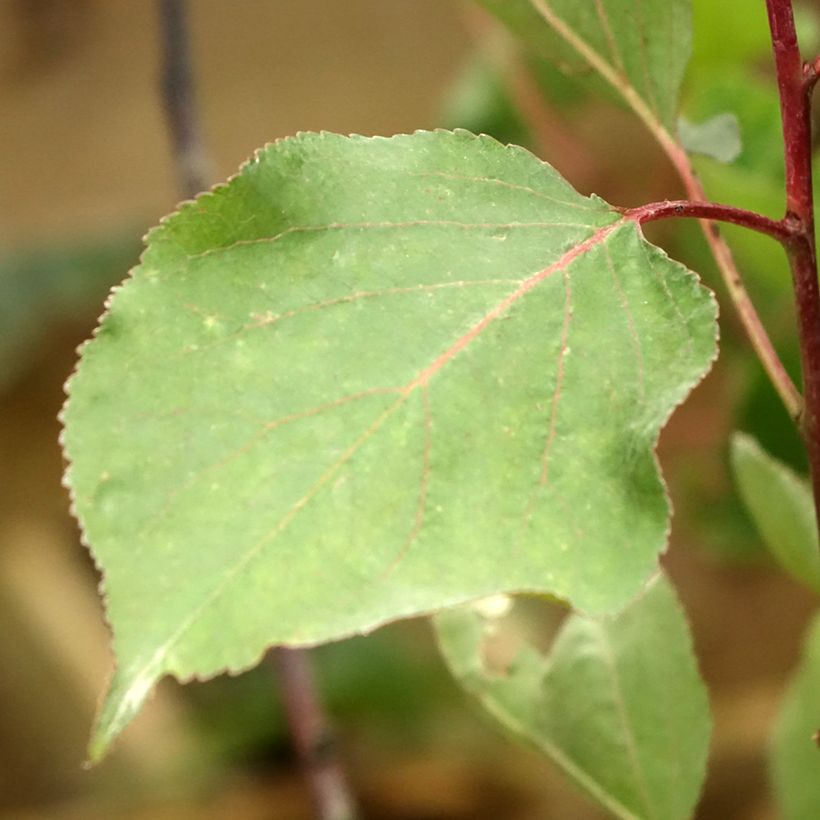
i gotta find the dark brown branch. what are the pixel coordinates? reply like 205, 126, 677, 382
158, 0, 209, 198
766, 0, 820, 537
271, 648, 360, 820
155, 4, 359, 817
622, 200, 796, 244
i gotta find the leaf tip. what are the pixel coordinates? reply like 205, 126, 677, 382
88, 664, 160, 764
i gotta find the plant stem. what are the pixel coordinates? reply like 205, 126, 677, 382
766, 0, 820, 533
622, 200, 796, 243
158, 0, 209, 198
669, 147, 803, 422
272, 648, 360, 820
156, 4, 359, 817
462, 6, 594, 188
526, 0, 802, 421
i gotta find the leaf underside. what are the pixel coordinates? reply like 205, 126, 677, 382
771, 614, 820, 820
479, 0, 691, 132
435, 574, 711, 820
730, 433, 820, 594
679, 113, 742, 164
61, 130, 717, 759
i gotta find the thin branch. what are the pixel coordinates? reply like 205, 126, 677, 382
158, 0, 209, 198
802, 54, 820, 94
622, 200, 796, 244
767, 0, 815, 223
155, 4, 360, 817
525, 0, 802, 420
765, 0, 820, 537
675, 161, 803, 421
272, 648, 360, 820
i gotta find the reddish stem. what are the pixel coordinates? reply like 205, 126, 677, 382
766, 0, 820, 533
622, 200, 795, 243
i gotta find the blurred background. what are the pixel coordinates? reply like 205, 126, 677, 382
2, 1, 820, 817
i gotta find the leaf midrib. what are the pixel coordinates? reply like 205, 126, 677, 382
107, 215, 630, 730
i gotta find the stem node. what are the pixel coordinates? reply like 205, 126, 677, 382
766, 0, 820, 541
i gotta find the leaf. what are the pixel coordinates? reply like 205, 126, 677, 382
439, 54, 529, 146
678, 114, 742, 164
435, 574, 711, 820
681, 72, 789, 302
771, 613, 820, 820
478, 0, 691, 133
61, 130, 717, 760
730, 433, 820, 594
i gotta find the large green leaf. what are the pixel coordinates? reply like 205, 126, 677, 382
478, 0, 691, 133
730, 433, 820, 594
61, 130, 717, 759
771, 614, 820, 820
435, 574, 711, 819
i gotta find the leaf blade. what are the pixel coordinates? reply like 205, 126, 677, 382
435, 574, 711, 820
771, 614, 820, 820
61, 130, 717, 759
730, 432, 820, 594
478, 0, 691, 133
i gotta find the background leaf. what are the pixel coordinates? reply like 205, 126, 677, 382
435, 574, 711, 820
477, 0, 691, 133
678, 114, 741, 164
730, 432, 820, 594
771, 613, 820, 820
0, 236, 138, 392
61, 130, 717, 759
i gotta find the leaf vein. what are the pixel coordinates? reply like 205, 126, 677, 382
593, 622, 657, 817
409, 170, 595, 211
184, 219, 602, 263
539, 266, 573, 487
632, 0, 661, 120
127, 218, 626, 684
383, 384, 433, 576
139, 387, 400, 536
594, 0, 626, 75
604, 242, 646, 399
126, 394, 409, 697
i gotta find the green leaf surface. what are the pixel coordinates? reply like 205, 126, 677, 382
678, 114, 741, 164
435, 574, 711, 820
771, 613, 820, 820
478, 0, 691, 132
61, 130, 717, 760
730, 433, 820, 594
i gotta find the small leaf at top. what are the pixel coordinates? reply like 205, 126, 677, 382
771, 614, 820, 820
478, 0, 691, 132
679, 113, 742, 164
61, 130, 717, 760
435, 573, 711, 820
730, 432, 820, 594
